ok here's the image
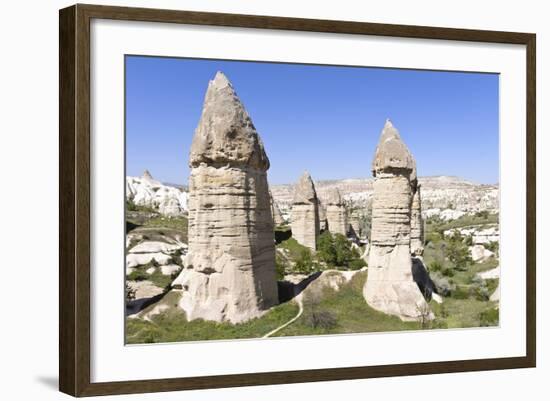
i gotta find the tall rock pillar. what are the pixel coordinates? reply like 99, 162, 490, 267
291, 172, 320, 250
325, 188, 348, 236
173, 71, 278, 324
363, 120, 431, 321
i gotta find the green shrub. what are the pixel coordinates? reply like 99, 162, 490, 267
485, 241, 499, 253
275, 253, 288, 280
127, 269, 148, 281
294, 248, 315, 274
429, 260, 443, 272
125, 283, 136, 303
445, 240, 472, 270
470, 277, 490, 301
316, 232, 365, 270
348, 258, 367, 270
430, 272, 455, 297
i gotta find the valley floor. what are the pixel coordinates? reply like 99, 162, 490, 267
125, 211, 500, 344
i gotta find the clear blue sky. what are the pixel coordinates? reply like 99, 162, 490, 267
126, 56, 499, 185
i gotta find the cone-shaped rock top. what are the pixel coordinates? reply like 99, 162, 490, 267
293, 171, 318, 204
189, 71, 270, 170
326, 187, 343, 205
142, 169, 153, 179
371, 119, 415, 175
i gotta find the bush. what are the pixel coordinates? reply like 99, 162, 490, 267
302, 293, 337, 330
485, 241, 499, 253
348, 258, 367, 270
475, 210, 489, 219
445, 239, 472, 270
430, 272, 455, 297
428, 260, 443, 273
293, 248, 315, 274
316, 232, 365, 270
303, 309, 338, 330
125, 283, 136, 303
470, 276, 490, 301
127, 269, 148, 281
275, 253, 288, 280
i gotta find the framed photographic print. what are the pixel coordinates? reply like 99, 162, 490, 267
59, 4, 536, 397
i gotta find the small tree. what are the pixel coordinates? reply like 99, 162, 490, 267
125, 283, 136, 304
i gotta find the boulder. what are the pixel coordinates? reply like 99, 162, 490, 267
470, 244, 494, 263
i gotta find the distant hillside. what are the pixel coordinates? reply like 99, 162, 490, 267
271, 176, 498, 216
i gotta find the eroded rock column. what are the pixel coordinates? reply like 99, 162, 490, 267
325, 188, 348, 236
410, 183, 424, 256
363, 120, 432, 321
173, 71, 278, 324
291, 171, 320, 250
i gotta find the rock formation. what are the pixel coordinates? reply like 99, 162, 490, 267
410, 182, 424, 255
325, 188, 348, 236
172, 71, 279, 324
363, 120, 432, 321
290, 171, 320, 250
270, 190, 286, 227
318, 199, 328, 231
126, 170, 188, 215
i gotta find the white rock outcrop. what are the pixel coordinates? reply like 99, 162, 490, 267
173, 71, 279, 324
363, 120, 432, 321
126, 252, 173, 269
470, 244, 495, 263
291, 171, 320, 250
126, 170, 188, 216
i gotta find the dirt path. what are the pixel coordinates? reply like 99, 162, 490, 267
262, 294, 304, 338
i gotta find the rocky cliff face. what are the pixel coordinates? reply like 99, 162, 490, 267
173, 71, 278, 324
363, 120, 432, 321
290, 171, 320, 250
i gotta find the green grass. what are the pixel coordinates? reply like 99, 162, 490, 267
141, 216, 188, 233
127, 263, 181, 290
277, 237, 310, 260
426, 212, 499, 234
274, 272, 419, 336
126, 292, 300, 344
431, 298, 499, 328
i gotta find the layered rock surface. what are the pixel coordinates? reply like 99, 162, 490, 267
270, 191, 286, 226
325, 188, 348, 235
173, 71, 278, 323
363, 120, 432, 321
410, 184, 424, 255
290, 171, 320, 250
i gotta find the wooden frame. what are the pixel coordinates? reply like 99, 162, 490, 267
59, 3, 536, 397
